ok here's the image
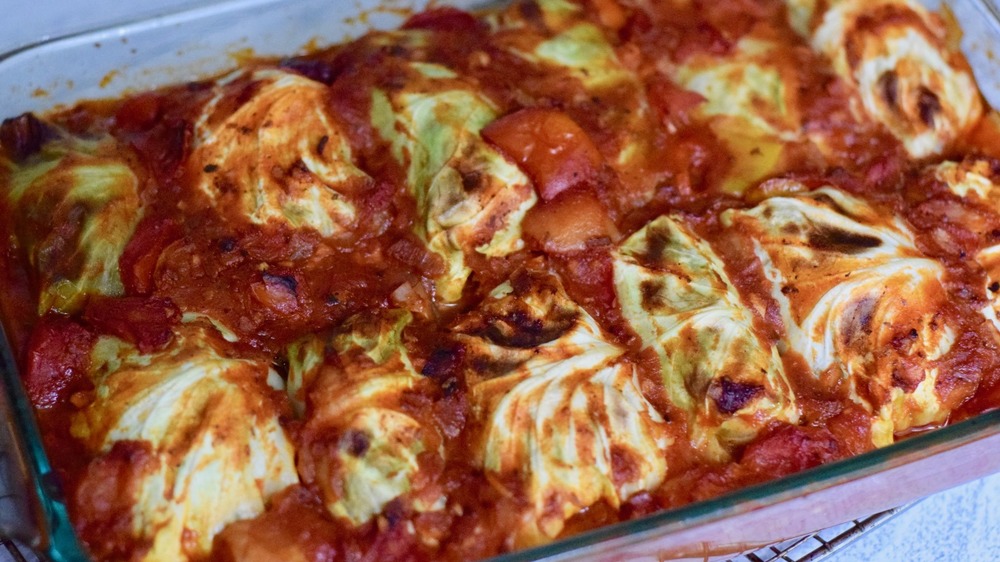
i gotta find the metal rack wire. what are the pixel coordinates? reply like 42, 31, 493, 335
726, 506, 907, 562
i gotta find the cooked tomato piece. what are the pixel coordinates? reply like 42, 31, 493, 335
739, 425, 842, 478
127, 118, 192, 180
112, 93, 163, 133
81, 296, 181, 353
119, 217, 181, 295
74, 441, 157, 561
522, 189, 619, 252
647, 76, 706, 125
589, 0, 627, 31
403, 7, 484, 33
0, 112, 52, 161
482, 108, 604, 201
213, 487, 338, 562
23, 315, 95, 409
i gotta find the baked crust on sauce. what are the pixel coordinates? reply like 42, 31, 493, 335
2, 0, 1000, 561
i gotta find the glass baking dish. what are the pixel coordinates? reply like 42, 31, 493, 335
1, 0, 1000, 560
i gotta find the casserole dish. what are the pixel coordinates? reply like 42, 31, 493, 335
2, 0, 1000, 560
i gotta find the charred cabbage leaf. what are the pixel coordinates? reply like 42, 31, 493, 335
803, 0, 982, 157
71, 324, 297, 561
487, 0, 664, 201
4, 133, 141, 313
192, 69, 368, 238
293, 309, 445, 528
454, 268, 671, 544
370, 57, 536, 302
723, 185, 957, 445
672, 36, 805, 194
932, 159, 1000, 335
613, 215, 798, 461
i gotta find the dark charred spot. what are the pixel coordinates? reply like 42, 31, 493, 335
807, 226, 881, 254
471, 355, 526, 379
878, 71, 899, 108
890, 360, 924, 393
421, 345, 464, 380
809, 191, 839, 209
917, 87, 941, 127
343, 430, 370, 457
855, 296, 876, 335
841, 295, 877, 347
519, 0, 543, 26
278, 58, 340, 84
643, 227, 670, 264
214, 176, 237, 195
461, 170, 483, 192
640, 279, 665, 310
263, 272, 298, 296
1, 113, 53, 161
482, 308, 579, 349
203, 163, 219, 173
218, 238, 237, 253
316, 135, 329, 156
609, 444, 639, 486
509, 270, 536, 295
440, 376, 459, 396
272, 354, 290, 380
384, 499, 405, 528
989, 281, 999, 293
781, 285, 799, 295
708, 378, 763, 415
326, 293, 341, 305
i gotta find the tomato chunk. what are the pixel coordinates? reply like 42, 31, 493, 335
482, 108, 604, 201
740, 426, 841, 478
522, 189, 619, 253
112, 93, 163, 134
82, 296, 181, 353
119, 217, 181, 295
647, 76, 706, 125
403, 7, 484, 33
23, 315, 95, 409
589, 0, 627, 30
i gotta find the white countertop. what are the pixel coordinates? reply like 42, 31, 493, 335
832, 470, 1000, 562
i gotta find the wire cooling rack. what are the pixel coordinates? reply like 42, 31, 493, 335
0, 538, 36, 562
725, 506, 907, 562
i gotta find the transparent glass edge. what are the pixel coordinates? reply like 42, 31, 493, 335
0, 0, 314, 64
0, 324, 89, 560
0, 0, 998, 561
